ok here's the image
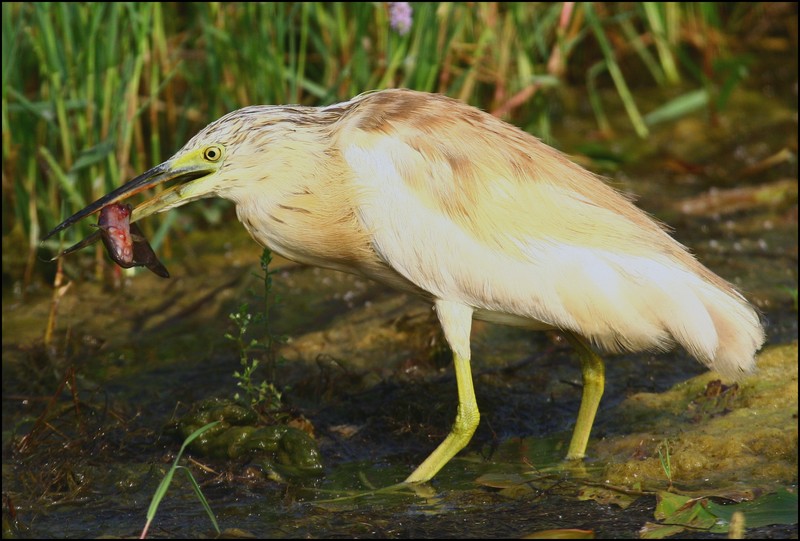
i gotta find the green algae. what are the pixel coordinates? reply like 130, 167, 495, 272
596, 344, 798, 491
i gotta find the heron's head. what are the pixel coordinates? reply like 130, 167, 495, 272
43, 105, 323, 243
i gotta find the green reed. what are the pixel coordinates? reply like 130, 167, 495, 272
3, 2, 757, 282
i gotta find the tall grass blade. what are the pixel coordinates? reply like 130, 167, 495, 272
140, 421, 221, 539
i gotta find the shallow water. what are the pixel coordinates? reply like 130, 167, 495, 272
3, 76, 798, 538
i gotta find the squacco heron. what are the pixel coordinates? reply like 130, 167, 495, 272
45, 89, 765, 484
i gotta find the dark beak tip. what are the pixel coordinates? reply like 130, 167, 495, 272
41, 161, 171, 241
41, 226, 62, 242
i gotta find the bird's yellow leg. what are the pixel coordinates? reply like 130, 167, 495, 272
562, 331, 605, 460
405, 301, 479, 484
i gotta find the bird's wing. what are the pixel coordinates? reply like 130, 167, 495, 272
338, 91, 679, 265
335, 91, 762, 375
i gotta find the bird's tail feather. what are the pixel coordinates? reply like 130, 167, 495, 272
555, 250, 764, 380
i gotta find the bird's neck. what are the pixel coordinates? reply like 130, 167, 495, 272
227, 146, 371, 272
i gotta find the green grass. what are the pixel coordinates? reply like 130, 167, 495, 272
656, 439, 674, 491
2, 2, 772, 282
141, 421, 221, 539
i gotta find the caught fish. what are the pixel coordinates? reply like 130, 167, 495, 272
97, 203, 170, 278
98, 203, 135, 265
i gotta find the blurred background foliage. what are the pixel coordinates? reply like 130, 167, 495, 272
2, 2, 797, 283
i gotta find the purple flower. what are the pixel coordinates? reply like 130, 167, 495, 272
388, 2, 413, 35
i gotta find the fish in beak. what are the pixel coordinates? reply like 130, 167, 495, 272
95, 203, 170, 278
42, 151, 222, 274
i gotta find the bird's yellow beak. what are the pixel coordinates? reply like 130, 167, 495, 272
42, 150, 221, 258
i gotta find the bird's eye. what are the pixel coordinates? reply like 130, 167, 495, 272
203, 145, 223, 162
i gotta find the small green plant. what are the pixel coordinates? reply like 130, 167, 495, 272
258, 247, 286, 382
225, 247, 286, 411
656, 439, 674, 490
140, 421, 221, 539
